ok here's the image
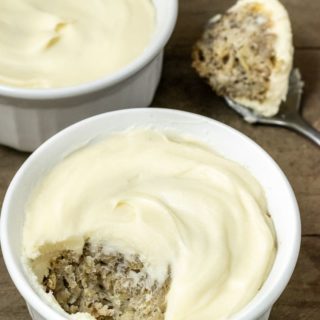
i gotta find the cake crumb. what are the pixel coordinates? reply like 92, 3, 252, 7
192, 3, 277, 103
43, 242, 170, 320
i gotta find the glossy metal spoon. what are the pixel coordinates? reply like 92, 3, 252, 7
225, 69, 320, 146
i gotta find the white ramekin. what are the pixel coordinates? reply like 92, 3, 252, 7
0, 0, 178, 152
0, 109, 301, 320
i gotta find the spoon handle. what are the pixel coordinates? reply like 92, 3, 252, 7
258, 114, 320, 147
281, 114, 320, 147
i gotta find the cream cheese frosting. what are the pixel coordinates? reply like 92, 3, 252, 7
23, 129, 276, 320
231, 0, 293, 116
0, 0, 155, 88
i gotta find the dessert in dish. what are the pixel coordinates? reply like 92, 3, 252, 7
23, 129, 276, 320
192, 0, 293, 117
0, 0, 155, 88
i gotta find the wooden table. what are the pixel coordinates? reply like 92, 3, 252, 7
0, 0, 319, 319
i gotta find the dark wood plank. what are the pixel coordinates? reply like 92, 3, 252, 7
168, 0, 320, 51
271, 237, 320, 319
0, 0, 319, 319
0, 251, 28, 320
0, 147, 28, 208
282, 0, 320, 48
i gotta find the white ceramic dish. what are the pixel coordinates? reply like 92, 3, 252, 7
0, 0, 178, 152
0, 109, 301, 320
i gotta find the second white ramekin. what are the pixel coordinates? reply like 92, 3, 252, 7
0, 109, 301, 320
0, 0, 178, 152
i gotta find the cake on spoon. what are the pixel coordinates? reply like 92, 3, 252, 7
192, 0, 293, 117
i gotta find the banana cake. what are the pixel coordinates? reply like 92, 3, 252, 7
192, 0, 293, 116
42, 241, 170, 320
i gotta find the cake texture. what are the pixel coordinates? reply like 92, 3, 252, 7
192, 0, 293, 116
43, 242, 170, 320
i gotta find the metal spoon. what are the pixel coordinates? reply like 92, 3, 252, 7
225, 69, 320, 146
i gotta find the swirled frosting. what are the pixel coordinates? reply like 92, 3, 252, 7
23, 129, 276, 319
0, 0, 155, 88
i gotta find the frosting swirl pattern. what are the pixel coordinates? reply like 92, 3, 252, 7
0, 0, 155, 88
23, 129, 276, 319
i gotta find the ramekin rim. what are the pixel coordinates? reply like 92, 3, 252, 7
0, 0, 178, 100
0, 108, 301, 320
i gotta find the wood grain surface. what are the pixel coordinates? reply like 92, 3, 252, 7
0, 0, 319, 319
